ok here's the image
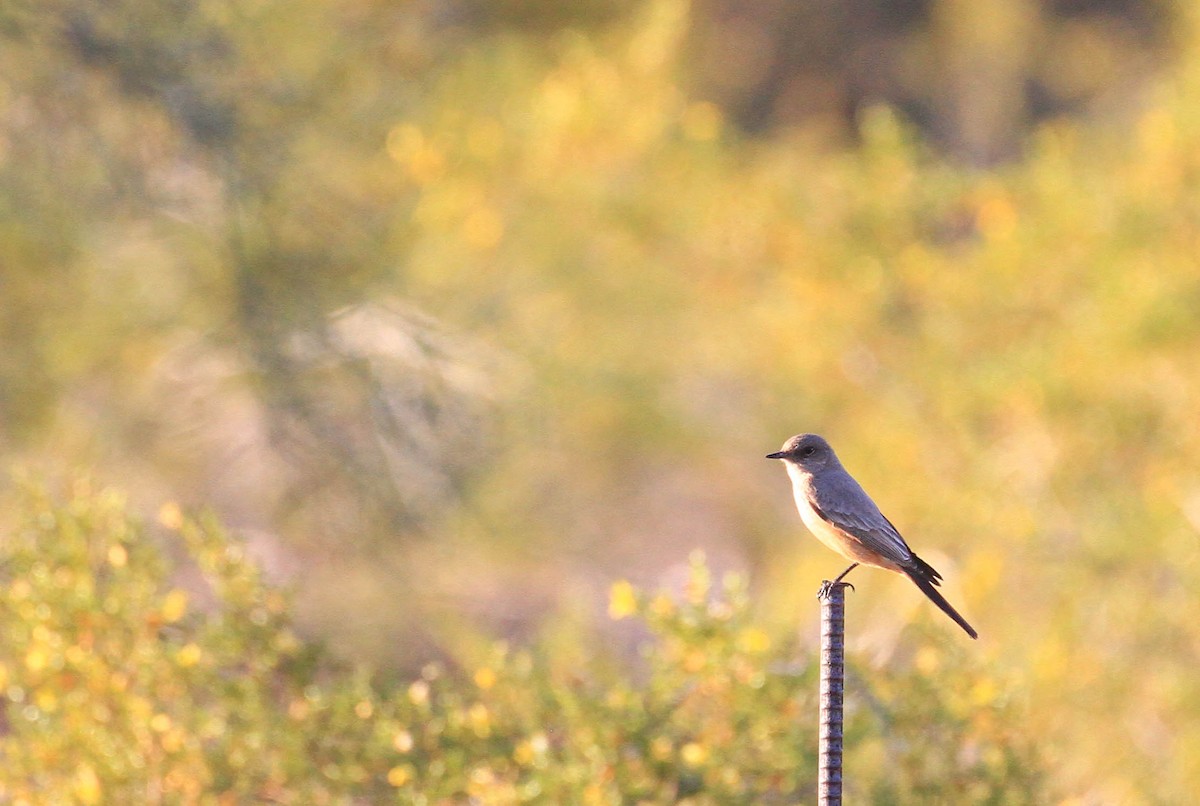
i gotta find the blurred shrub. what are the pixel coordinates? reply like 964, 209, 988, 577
0, 484, 1044, 803
688, 0, 1177, 161
6, 1, 1200, 800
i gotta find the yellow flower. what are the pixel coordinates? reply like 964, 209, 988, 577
469, 765, 496, 786
24, 647, 48, 673
473, 667, 497, 690
736, 627, 771, 655
514, 740, 535, 766
161, 589, 188, 623
35, 688, 58, 713
107, 544, 127, 568
407, 680, 430, 706
176, 643, 202, 668
157, 502, 184, 530
649, 594, 675, 618
386, 764, 413, 787
915, 646, 940, 675
971, 678, 999, 706
608, 580, 638, 620
681, 742, 708, 768
73, 764, 102, 805
514, 732, 548, 766
161, 728, 185, 754
392, 730, 414, 753
355, 700, 374, 719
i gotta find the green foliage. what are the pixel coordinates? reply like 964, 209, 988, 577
0, 487, 1044, 803
5, 1, 1200, 802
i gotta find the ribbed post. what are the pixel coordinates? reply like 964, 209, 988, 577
817, 580, 849, 805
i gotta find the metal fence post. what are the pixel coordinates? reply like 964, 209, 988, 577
817, 580, 850, 805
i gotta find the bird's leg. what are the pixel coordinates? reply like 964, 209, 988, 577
817, 563, 859, 599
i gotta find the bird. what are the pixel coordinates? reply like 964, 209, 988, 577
767, 433, 977, 639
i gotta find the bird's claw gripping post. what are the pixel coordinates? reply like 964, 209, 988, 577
817, 579, 854, 600
817, 563, 859, 600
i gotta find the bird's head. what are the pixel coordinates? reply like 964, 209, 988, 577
766, 433, 838, 472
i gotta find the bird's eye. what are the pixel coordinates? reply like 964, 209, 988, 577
800, 446, 816, 457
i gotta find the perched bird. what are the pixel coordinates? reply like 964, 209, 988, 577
767, 433, 977, 639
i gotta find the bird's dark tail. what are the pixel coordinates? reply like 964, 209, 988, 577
904, 556, 978, 640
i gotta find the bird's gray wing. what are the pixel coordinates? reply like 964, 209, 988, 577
806, 469, 914, 565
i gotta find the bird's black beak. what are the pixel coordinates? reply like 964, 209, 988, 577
766, 451, 785, 460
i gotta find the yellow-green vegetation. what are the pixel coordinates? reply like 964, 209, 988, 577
5, 0, 1200, 802
0, 485, 1042, 803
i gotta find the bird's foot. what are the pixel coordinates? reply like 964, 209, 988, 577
817, 562, 859, 598
816, 579, 855, 600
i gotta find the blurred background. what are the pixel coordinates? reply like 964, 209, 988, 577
2, 0, 1199, 799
